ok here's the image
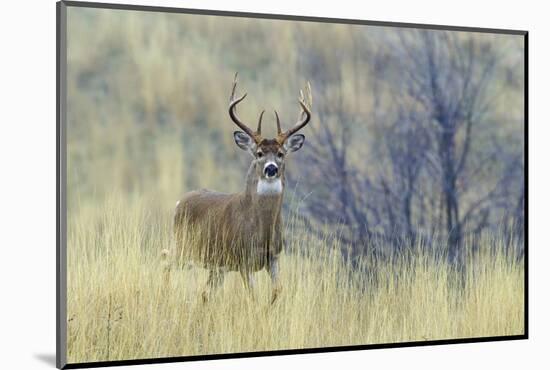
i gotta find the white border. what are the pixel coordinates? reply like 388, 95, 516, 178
2, 1, 547, 369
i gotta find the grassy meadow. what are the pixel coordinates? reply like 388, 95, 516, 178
65, 6, 525, 364
67, 193, 524, 362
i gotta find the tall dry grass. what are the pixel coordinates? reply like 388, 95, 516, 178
67, 193, 524, 363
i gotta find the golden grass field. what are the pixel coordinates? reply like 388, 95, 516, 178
66, 193, 524, 363
65, 8, 525, 364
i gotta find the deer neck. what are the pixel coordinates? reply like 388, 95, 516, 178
243, 162, 284, 217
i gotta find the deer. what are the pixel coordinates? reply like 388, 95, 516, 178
170, 74, 311, 304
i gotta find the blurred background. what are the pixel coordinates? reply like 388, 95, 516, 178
67, 7, 525, 260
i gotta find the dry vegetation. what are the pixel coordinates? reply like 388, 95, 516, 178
67, 195, 523, 363
65, 7, 525, 364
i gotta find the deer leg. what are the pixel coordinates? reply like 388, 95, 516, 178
161, 249, 172, 287
239, 271, 257, 300
201, 269, 224, 303
268, 256, 282, 304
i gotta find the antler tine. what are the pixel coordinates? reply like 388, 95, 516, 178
257, 110, 265, 135
228, 73, 258, 140
278, 94, 311, 143
274, 110, 282, 135
305, 81, 313, 107
230, 72, 238, 101
298, 82, 313, 120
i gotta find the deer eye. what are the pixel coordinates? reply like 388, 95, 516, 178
277, 152, 284, 158
257, 152, 264, 158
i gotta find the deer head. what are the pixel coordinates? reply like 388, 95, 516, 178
229, 74, 311, 196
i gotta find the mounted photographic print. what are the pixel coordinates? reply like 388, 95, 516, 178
56, 1, 528, 368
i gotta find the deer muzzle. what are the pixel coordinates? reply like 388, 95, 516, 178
264, 163, 278, 178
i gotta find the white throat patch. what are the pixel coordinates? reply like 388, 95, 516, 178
257, 178, 282, 196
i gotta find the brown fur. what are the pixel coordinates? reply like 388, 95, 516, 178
172, 75, 310, 302
173, 159, 284, 273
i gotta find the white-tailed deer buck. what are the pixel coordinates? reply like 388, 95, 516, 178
172, 74, 311, 303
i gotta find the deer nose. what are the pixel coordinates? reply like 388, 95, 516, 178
264, 164, 278, 178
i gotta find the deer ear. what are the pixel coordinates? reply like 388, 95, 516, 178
233, 131, 255, 151
284, 134, 305, 152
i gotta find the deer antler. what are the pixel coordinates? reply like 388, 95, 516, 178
229, 73, 263, 143
257, 110, 265, 135
276, 82, 312, 143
